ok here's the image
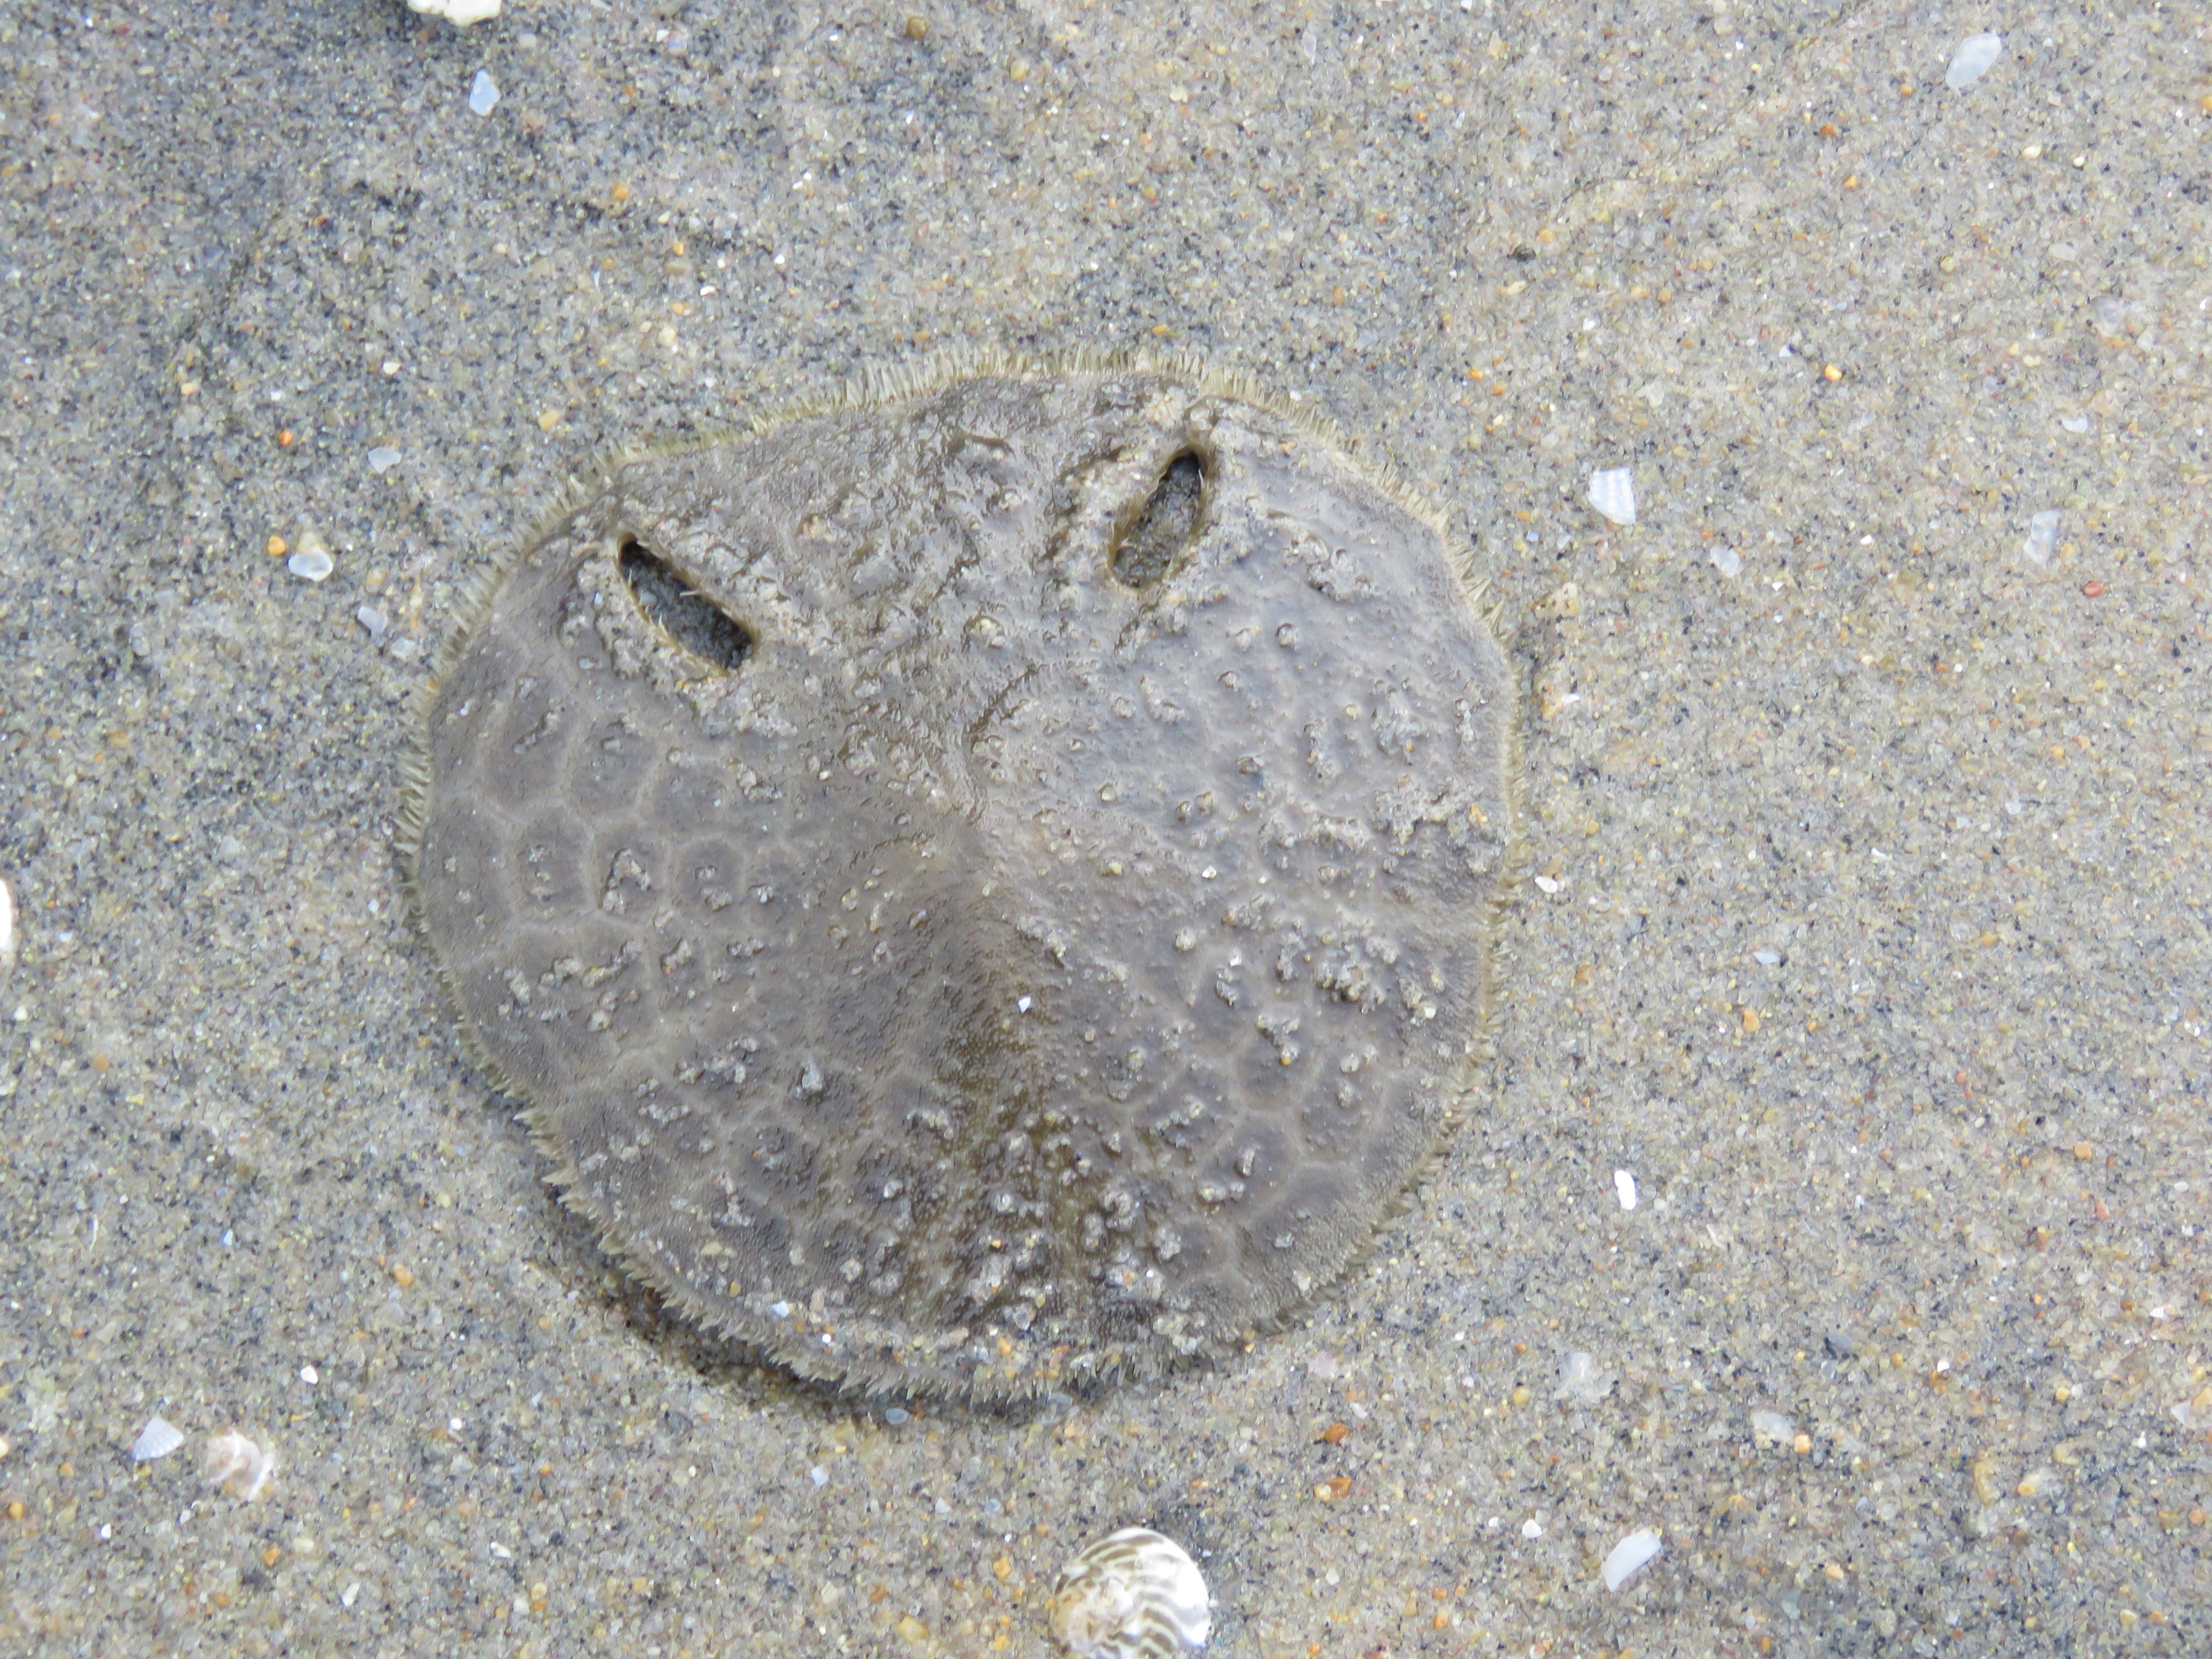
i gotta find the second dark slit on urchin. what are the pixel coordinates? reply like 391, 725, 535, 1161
1110, 451, 1208, 590
618, 539, 752, 671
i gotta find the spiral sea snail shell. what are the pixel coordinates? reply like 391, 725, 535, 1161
1048, 1527, 1211, 1658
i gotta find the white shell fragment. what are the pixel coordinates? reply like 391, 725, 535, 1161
1613, 1169, 1638, 1211
2021, 509, 2060, 565
131, 1415, 184, 1463
1050, 1527, 1210, 1659
366, 445, 402, 474
408, 0, 501, 25
202, 1430, 277, 1501
1603, 1528, 1663, 1591
1750, 1408, 1795, 1445
469, 69, 500, 118
1946, 33, 2002, 90
1587, 467, 1636, 527
0, 874, 14, 976
1554, 1350, 1612, 1405
287, 544, 335, 582
1709, 543, 1742, 578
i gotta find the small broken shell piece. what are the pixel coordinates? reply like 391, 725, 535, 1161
1587, 466, 1636, 527
0, 873, 15, 977
1602, 1527, 1663, 1591
132, 1415, 185, 1463
202, 1430, 277, 1501
406, 0, 501, 26
1049, 1527, 1210, 1659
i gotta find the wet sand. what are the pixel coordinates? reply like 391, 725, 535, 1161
1, 1, 2206, 1654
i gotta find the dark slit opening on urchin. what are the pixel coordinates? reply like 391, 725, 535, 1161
618, 539, 753, 672
1109, 449, 1209, 590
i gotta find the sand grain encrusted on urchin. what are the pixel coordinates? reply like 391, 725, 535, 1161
402, 354, 1518, 1399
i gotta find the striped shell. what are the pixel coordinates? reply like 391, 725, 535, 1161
1049, 1527, 1210, 1659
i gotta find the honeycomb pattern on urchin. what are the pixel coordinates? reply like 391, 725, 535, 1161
402, 355, 1518, 1400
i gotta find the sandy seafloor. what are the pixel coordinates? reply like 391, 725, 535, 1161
1, 0, 2208, 1654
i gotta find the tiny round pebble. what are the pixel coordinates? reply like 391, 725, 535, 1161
2080, 580, 2104, 598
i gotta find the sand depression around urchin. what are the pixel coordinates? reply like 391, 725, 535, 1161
403, 356, 1518, 1399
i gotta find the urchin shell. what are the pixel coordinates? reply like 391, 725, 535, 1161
403, 353, 1517, 1399
1049, 1527, 1210, 1659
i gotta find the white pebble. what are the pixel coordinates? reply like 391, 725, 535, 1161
287, 545, 335, 582
357, 605, 391, 643
1613, 1169, 1638, 1211
300, 1365, 319, 1386
2021, 509, 2060, 565
1945, 33, 2002, 91
1709, 543, 1742, 578
1532, 874, 1561, 894
366, 446, 402, 474
1521, 1517, 1543, 1539
469, 69, 500, 117
132, 1415, 185, 1463
0, 875, 14, 974
809, 1465, 828, 1488
2060, 414, 2090, 433
1602, 1528, 1662, 1591
1587, 467, 1636, 526
1750, 1408, 1795, 1445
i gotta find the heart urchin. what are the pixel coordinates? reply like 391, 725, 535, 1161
402, 354, 1519, 1400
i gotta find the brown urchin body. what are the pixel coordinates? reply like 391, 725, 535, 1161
402, 354, 1518, 1400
